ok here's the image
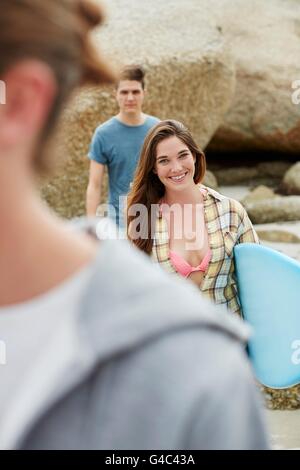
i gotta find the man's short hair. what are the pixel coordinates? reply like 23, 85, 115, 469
118, 65, 145, 89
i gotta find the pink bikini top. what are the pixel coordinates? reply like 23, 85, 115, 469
160, 186, 211, 278
169, 249, 212, 278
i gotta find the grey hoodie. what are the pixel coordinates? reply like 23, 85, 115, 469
2, 238, 269, 450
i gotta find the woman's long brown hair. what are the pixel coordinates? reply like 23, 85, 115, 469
127, 120, 206, 255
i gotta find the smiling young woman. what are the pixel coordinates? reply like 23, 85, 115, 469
127, 120, 259, 316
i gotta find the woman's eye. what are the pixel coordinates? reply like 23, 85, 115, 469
159, 159, 168, 165
179, 153, 188, 159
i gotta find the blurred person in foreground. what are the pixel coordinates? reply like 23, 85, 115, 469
0, 0, 268, 450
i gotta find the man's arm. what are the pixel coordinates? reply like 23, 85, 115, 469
86, 160, 105, 216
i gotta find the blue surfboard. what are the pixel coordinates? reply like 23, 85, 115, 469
234, 243, 300, 389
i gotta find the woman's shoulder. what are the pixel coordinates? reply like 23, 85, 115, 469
201, 185, 247, 217
200, 184, 225, 201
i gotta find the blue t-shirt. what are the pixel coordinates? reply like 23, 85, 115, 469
89, 115, 159, 226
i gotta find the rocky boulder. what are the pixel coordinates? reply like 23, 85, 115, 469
41, 0, 235, 218
254, 222, 300, 244
242, 185, 276, 205
209, 0, 300, 155
244, 196, 300, 224
211, 161, 291, 185
281, 162, 300, 194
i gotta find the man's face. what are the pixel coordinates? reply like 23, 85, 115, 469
116, 80, 145, 115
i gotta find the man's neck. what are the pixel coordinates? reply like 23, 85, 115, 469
0, 194, 97, 307
116, 112, 146, 126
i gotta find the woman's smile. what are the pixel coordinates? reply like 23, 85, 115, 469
169, 171, 188, 183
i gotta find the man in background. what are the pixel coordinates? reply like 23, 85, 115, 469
86, 65, 159, 227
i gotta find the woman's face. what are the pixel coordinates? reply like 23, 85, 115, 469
154, 136, 196, 193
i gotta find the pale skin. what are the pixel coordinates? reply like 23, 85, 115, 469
86, 79, 147, 216
0, 60, 98, 306
154, 136, 210, 287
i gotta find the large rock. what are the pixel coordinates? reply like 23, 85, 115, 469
242, 185, 276, 205
282, 162, 300, 194
41, 0, 235, 218
254, 222, 300, 244
209, 0, 300, 154
244, 196, 300, 224
211, 161, 291, 185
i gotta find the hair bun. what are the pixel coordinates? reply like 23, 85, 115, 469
77, 0, 104, 28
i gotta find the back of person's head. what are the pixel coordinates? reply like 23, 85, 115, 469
118, 65, 145, 89
0, 0, 115, 172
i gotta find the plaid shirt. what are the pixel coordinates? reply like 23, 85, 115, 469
152, 185, 259, 316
